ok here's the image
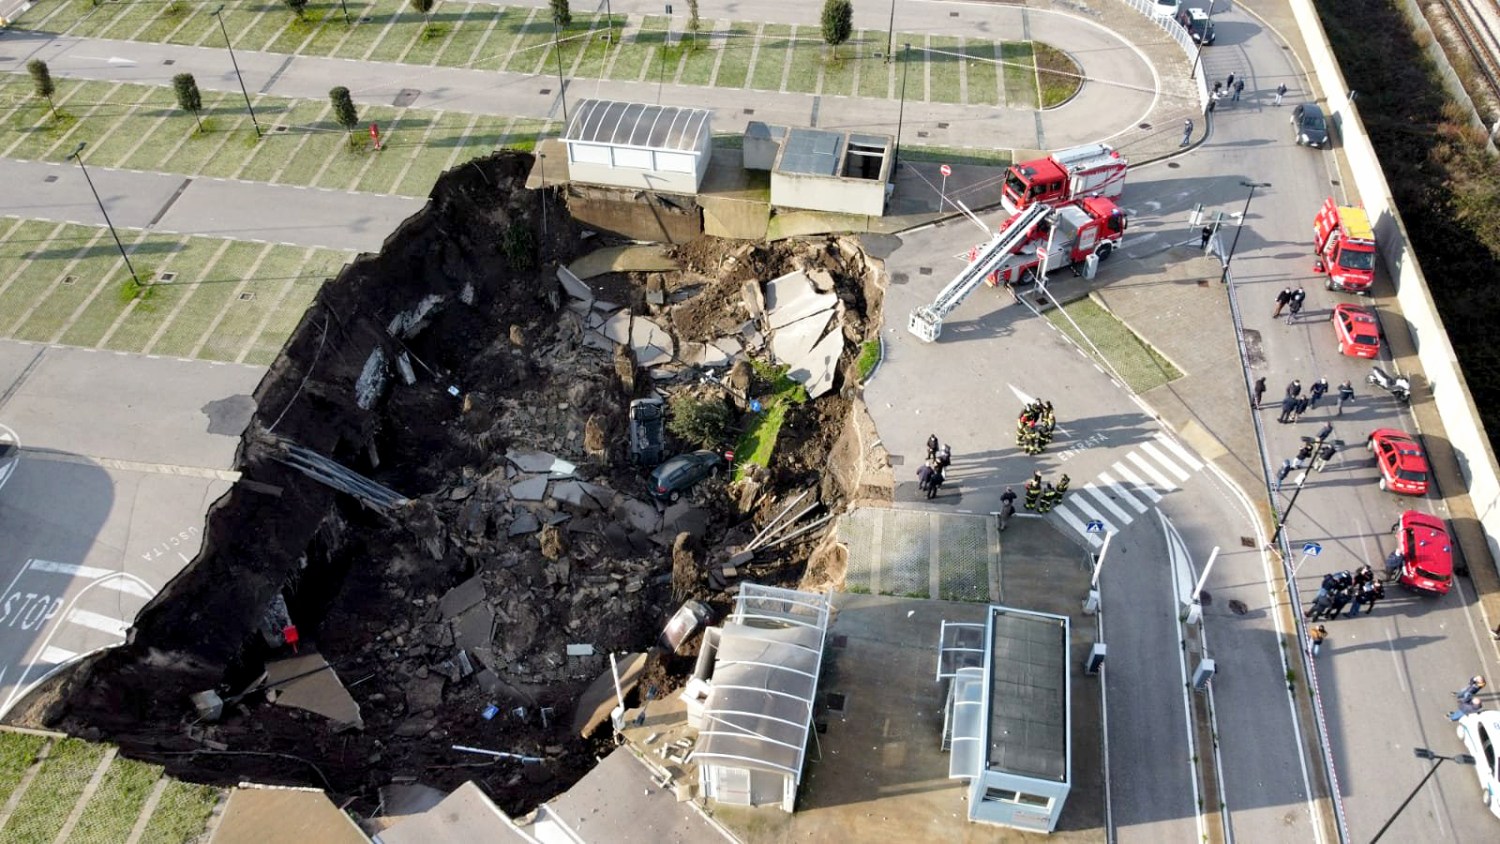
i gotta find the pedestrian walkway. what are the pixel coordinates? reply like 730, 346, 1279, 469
1050, 431, 1207, 548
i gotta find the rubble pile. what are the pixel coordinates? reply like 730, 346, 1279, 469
19, 152, 888, 818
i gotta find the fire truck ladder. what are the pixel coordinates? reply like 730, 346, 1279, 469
907, 202, 1050, 342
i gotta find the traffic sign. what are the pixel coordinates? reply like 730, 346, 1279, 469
1086, 520, 1106, 534
1302, 542, 1322, 557
940, 163, 952, 177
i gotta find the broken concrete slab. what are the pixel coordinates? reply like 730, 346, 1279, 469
566, 643, 595, 657
807, 266, 836, 292
264, 651, 363, 731
438, 576, 486, 620
581, 330, 614, 352
509, 476, 549, 502
375, 781, 531, 844
452, 604, 495, 652
508, 508, 540, 536
556, 265, 594, 302
405, 675, 445, 714
376, 783, 448, 822
617, 498, 662, 535
661, 501, 710, 541
769, 307, 833, 368
505, 449, 577, 477
551, 480, 614, 510
213, 784, 369, 844
793, 328, 844, 399
711, 336, 743, 359
630, 316, 675, 368
568, 244, 680, 280
600, 310, 631, 345
763, 270, 837, 330
572, 652, 648, 736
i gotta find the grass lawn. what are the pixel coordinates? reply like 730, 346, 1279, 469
929, 36, 964, 104
4, 738, 106, 844
964, 40, 1001, 107
899, 144, 1012, 168
470, 6, 533, 71
1045, 296, 1184, 393
137, 780, 220, 844
503, 8, 558, 74
1035, 43, 1083, 108
732, 363, 809, 481
0, 731, 46, 808
858, 47, 893, 99
1001, 41, 1039, 109
713, 23, 756, 88
785, 29, 823, 95
750, 24, 793, 91
677, 34, 718, 86
68, 756, 163, 844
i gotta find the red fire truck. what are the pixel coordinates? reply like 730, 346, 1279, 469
984, 196, 1128, 287
1313, 198, 1377, 293
1001, 144, 1128, 213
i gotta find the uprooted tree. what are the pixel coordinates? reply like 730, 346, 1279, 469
173, 73, 204, 133
329, 86, 360, 145
668, 394, 732, 448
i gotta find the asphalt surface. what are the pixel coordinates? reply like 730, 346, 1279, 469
0, 157, 423, 252
0, 341, 262, 719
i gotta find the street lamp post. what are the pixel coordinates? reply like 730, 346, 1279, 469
553, 23, 569, 124
1271, 425, 1341, 548
885, 0, 897, 64
212, 5, 262, 138
338, 0, 351, 26
894, 42, 912, 172
1369, 748, 1475, 843
1220, 180, 1270, 284
68, 142, 142, 288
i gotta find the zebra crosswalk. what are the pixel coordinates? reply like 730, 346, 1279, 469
1050, 431, 1206, 547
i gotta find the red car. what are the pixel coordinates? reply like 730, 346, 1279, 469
1333, 304, 1380, 358
1395, 510, 1453, 595
1367, 429, 1430, 495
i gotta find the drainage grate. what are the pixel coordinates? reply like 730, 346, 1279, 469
743, 108, 755, 115
826, 692, 846, 714
937, 122, 949, 129
44, 175, 57, 183
917, 131, 929, 138
158, 271, 177, 283
889, 454, 904, 466
1167, 161, 1181, 169
918, 267, 932, 276
539, 88, 552, 96
273, 125, 289, 133
950, 10, 959, 15
1228, 599, 1249, 615
238, 292, 256, 301
1138, 122, 1153, 130
1197, 279, 1209, 287
1241, 536, 1256, 548
392, 88, 420, 108
360, 15, 373, 22
163, 59, 175, 66
60, 275, 76, 286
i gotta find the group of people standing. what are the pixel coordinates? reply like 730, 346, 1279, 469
1304, 567, 1386, 625
1264, 376, 1354, 423
1448, 674, 1487, 721
1272, 286, 1308, 324
1023, 471, 1070, 514
916, 434, 954, 500
1016, 400, 1057, 455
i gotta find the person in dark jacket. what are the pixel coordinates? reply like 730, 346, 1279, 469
917, 463, 934, 494
1309, 377, 1329, 407
1326, 588, 1353, 620
1253, 376, 1267, 408
926, 434, 939, 461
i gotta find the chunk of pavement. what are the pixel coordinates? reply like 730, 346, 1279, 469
573, 652, 648, 736
405, 676, 445, 714
600, 310, 631, 345
790, 328, 844, 399
264, 650, 363, 731
582, 330, 614, 352
712, 336, 743, 359
377, 783, 448, 820
806, 267, 836, 292
618, 498, 661, 534
769, 308, 833, 368
630, 316, 675, 367
662, 500, 710, 540
763, 270, 836, 330
452, 604, 495, 651
510, 476, 549, 502
506, 449, 577, 477
438, 576, 486, 620
551, 480, 614, 510
475, 669, 502, 695
569, 244, 680, 280
556, 265, 595, 301
728, 550, 755, 567
508, 508, 540, 536
741, 279, 765, 319
680, 342, 708, 367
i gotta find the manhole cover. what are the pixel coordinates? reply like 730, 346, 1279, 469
238, 292, 255, 301
918, 267, 932, 276
1240, 536, 1256, 548
1167, 161, 1181, 168
163, 59, 175, 66
539, 88, 551, 96
392, 88, 420, 108
60, 275, 76, 286
43, 175, 57, 183
743, 107, 755, 115
158, 271, 177, 283
950, 11, 959, 16
1228, 599, 1249, 615
937, 122, 949, 129
891, 272, 908, 285
889, 454, 905, 466
1138, 122, 1152, 130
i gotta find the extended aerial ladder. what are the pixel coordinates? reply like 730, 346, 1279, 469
907, 202, 1050, 342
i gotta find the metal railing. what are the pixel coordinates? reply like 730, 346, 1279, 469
1116, 0, 1211, 109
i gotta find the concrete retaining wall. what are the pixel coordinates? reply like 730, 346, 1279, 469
1288, 0, 1500, 574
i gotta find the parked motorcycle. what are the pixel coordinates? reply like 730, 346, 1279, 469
1367, 365, 1411, 403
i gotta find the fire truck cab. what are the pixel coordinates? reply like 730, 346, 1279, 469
1001, 144, 1128, 213
1313, 198, 1377, 293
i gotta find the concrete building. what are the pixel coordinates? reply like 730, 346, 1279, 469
938, 606, 1072, 833
684, 584, 831, 812
561, 99, 713, 194
745, 124, 894, 217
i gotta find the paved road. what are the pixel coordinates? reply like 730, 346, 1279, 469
0, 341, 262, 720
0, 7, 1158, 150
0, 157, 422, 252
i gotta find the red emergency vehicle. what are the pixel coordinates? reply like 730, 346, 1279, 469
1313, 198, 1377, 293
984, 196, 1128, 287
1001, 144, 1128, 213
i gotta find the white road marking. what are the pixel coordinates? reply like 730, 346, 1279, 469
65, 609, 130, 638
1097, 472, 1149, 513
1113, 462, 1163, 502
1082, 483, 1135, 524
1153, 431, 1205, 470
1141, 442, 1192, 481
27, 559, 113, 579
98, 578, 153, 599
1128, 451, 1179, 491
1053, 505, 1103, 548
37, 645, 78, 665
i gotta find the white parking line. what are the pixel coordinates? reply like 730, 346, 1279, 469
98, 578, 153, 599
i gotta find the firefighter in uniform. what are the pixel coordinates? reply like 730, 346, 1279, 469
1024, 477, 1042, 510
1037, 482, 1058, 514
1056, 474, 1071, 498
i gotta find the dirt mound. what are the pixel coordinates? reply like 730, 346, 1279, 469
19, 152, 888, 820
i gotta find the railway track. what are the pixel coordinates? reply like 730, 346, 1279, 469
1430, 0, 1500, 108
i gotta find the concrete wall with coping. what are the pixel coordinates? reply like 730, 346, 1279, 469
1288, 0, 1500, 573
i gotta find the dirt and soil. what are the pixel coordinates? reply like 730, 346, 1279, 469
15, 152, 887, 821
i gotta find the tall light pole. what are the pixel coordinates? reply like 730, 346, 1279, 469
1220, 180, 1270, 284
894, 42, 912, 172
338, 0, 351, 25
68, 142, 141, 288
553, 22, 569, 124
885, 0, 897, 64
212, 5, 262, 138
1369, 748, 1475, 843
1188, 2, 1215, 80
